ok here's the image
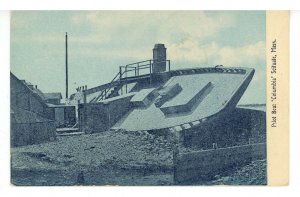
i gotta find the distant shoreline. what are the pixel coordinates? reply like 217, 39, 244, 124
237, 104, 266, 112
238, 104, 266, 107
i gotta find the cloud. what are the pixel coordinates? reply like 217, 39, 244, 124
67, 11, 263, 69
167, 38, 265, 67
70, 11, 235, 43
11, 11, 237, 61
216, 41, 265, 66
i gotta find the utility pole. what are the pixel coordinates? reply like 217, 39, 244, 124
65, 32, 68, 99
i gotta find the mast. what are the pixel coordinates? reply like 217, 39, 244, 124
65, 32, 68, 99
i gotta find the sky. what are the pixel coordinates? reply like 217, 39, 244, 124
11, 11, 266, 104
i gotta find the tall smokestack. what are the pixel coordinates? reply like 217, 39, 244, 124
65, 32, 68, 99
152, 44, 167, 73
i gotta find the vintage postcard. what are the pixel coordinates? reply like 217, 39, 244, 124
10, 10, 289, 186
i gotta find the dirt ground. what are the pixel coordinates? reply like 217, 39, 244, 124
11, 130, 266, 186
11, 130, 175, 185
206, 159, 267, 185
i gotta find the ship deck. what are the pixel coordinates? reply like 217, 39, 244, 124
112, 67, 254, 131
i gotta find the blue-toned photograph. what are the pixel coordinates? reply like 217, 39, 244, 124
10, 11, 266, 186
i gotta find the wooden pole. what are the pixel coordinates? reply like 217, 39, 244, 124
65, 32, 69, 99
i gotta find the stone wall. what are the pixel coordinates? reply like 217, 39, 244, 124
78, 94, 134, 133
173, 143, 266, 184
183, 108, 266, 149
11, 120, 56, 147
10, 73, 54, 120
11, 73, 57, 146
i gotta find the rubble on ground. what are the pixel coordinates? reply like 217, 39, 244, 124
11, 130, 176, 173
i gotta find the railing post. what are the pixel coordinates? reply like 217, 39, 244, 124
125, 65, 128, 94
83, 90, 86, 104
149, 60, 152, 86
119, 66, 122, 80
120, 68, 123, 95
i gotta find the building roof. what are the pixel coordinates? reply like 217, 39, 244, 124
32, 87, 46, 100
24, 81, 33, 86
44, 93, 62, 100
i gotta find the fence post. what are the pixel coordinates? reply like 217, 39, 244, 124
213, 143, 218, 149
249, 138, 254, 144
172, 142, 179, 185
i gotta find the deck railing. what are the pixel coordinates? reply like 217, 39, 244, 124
85, 59, 171, 102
